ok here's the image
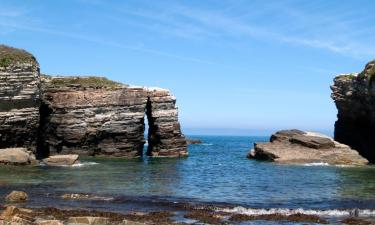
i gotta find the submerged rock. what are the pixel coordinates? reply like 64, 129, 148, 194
42, 154, 79, 166
186, 139, 203, 145
5, 191, 28, 202
0, 148, 37, 165
248, 130, 368, 165
331, 60, 375, 162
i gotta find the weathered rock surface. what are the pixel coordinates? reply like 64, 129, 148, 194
0, 45, 40, 152
248, 130, 368, 165
67, 217, 109, 225
0, 148, 37, 165
0, 45, 187, 159
331, 60, 375, 162
5, 190, 28, 202
39, 77, 187, 158
42, 154, 79, 166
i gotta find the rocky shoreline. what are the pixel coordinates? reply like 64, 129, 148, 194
0, 193, 373, 225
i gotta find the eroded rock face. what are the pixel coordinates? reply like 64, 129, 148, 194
39, 77, 187, 158
248, 130, 368, 165
0, 45, 40, 151
331, 60, 375, 162
0, 45, 187, 159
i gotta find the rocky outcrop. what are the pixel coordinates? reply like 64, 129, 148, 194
0, 45, 187, 159
5, 190, 28, 202
0, 45, 40, 151
248, 129, 368, 165
42, 154, 79, 166
39, 77, 187, 158
331, 60, 375, 162
0, 148, 37, 165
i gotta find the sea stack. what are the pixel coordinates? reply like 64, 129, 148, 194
0, 44, 187, 158
0, 45, 40, 151
331, 60, 375, 162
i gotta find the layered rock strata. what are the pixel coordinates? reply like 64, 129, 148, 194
331, 60, 375, 162
248, 129, 368, 165
0, 45, 40, 151
0, 45, 187, 159
39, 76, 187, 158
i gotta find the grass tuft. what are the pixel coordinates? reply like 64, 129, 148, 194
0, 45, 37, 67
42, 75, 123, 89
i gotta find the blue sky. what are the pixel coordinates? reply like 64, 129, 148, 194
1, 0, 374, 136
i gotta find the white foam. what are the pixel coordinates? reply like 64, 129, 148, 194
303, 162, 330, 166
70, 162, 100, 167
200, 143, 213, 146
216, 206, 375, 217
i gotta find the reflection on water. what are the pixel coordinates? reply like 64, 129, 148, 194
336, 166, 375, 200
1, 135, 375, 211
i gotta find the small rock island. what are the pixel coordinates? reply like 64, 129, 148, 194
248, 129, 368, 165
0, 45, 187, 161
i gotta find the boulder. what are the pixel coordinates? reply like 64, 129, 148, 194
0, 148, 37, 165
5, 191, 28, 202
248, 129, 368, 165
42, 154, 79, 166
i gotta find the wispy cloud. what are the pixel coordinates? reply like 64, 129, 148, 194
95, 1, 375, 59
0, 20, 217, 65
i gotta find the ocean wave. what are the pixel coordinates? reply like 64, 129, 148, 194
200, 143, 213, 146
216, 206, 375, 217
302, 162, 358, 168
303, 162, 330, 166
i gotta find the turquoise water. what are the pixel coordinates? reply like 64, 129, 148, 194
1, 136, 375, 215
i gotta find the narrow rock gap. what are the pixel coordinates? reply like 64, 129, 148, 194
145, 97, 159, 156
36, 102, 52, 159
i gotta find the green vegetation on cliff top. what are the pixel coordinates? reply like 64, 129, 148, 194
0, 45, 37, 67
42, 75, 123, 89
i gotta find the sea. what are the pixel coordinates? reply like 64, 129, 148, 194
1, 135, 375, 224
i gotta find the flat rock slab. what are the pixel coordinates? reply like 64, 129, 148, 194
248, 129, 368, 165
42, 154, 79, 166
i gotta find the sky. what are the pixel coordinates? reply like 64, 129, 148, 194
1, 0, 375, 136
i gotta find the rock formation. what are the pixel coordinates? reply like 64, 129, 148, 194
0, 45, 40, 151
331, 60, 375, 162
0, 45, 187, 159
0, 148, 37, 165
248, 129, 368, 165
